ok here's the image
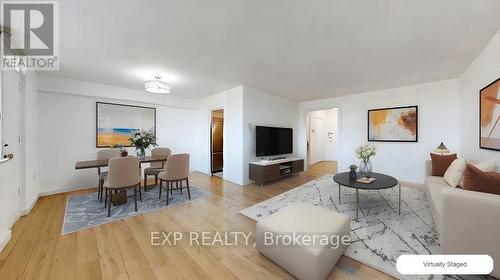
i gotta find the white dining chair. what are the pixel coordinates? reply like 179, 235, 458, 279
143, 147, 171, 190
158, 153, 190, 205
96, 148, 120, 202
104, 157, 141, 217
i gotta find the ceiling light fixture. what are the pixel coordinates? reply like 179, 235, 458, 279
144, 75, 171, 94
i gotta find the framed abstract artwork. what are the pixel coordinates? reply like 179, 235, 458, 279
480, 78, 500, 151
368, 105, 418, 142
96, 102, 156, 148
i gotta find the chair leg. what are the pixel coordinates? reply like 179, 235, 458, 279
108, 189, 112, 217
155, 175, 158, 186
166, 181, 170, 205
101, 180, 106, 203
143, 174, 148, 191
134, 185, 138, 212
186, 178, 191, 200
104, 187, 108, 208
179, 181, 183, 194
97, 179, 104, 202
170, 181, 173, 195
139, 183, 142, 201
159, 180, 162, 198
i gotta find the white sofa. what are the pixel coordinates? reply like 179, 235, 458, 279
424, 160, 500, 278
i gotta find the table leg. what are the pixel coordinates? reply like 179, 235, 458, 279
356, 188, 359, 221
338, 184, 341, 204
399, 182, 401, 215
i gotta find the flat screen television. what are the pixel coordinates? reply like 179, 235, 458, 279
256, 126, 293, 157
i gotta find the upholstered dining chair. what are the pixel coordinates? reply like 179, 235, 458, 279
104, 157, 141, 217
158, 153, 190, 205
96, 148, 121, 202
143, 147, 171, 190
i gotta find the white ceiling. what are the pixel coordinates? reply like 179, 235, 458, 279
45, 0, 500, 101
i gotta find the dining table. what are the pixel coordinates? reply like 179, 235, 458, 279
75, 155, 169, 204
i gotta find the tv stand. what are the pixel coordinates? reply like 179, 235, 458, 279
249, 158, 304, 187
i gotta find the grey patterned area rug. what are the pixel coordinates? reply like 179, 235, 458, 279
239, 175, 494, 280
63, 185, 210, 234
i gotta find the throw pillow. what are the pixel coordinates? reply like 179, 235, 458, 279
443, 159, 466, 187
458, 160, 496, 187
430, 153, 458, 177
463, 164, 500, 195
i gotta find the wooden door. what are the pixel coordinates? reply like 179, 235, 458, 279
211, 110, 223, 174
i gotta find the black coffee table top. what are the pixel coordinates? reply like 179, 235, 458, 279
333, 172, 398, 190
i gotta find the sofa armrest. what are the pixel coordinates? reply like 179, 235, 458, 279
425, 160, 432, 177
441, 188, 500, 277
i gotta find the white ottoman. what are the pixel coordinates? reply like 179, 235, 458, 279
256, 203, 350, 280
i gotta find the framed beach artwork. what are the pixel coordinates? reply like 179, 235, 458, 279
368, 105, 418, 142
96, 102, 156, 148
480, 78, 500, 151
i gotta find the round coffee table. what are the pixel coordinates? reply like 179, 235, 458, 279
333, 172, 400, 220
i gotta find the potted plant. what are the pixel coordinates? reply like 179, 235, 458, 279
355, 143, 377, 177
128, 129, 157, 158
112, 144, 128, 157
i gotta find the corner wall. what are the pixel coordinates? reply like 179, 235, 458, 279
299, 79, 461, 184
459, 29, 500, 169
198, 85, 300, 186
242, 86, 299, 185
199, 86, 245, 185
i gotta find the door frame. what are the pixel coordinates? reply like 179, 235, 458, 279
207, 106, 225, 176
305, 107, 342, 170
18, 70, 26, 213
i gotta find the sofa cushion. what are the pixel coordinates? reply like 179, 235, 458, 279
430, 153, 457, 176
444, 159, 466, 187
426, 175, 447, 185
458, 160, 496, 187
463, 164, 500, 195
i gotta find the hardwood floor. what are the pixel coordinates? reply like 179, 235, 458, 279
0, 161, 394, 280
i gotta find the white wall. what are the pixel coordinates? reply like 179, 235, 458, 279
199, 86, 245, 185
299, 79, 461, 184
0, 70, 21, 252
21, 72, 40, 211
243, 86, 299, 185
198, 85, 300, 185
459, 30, 500, 170
37, 74, 198, 109
37, 76, 202, 193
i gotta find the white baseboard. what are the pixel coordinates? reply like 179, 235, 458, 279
38, 185, 95, 197
7, 212, 21, 230
17, 185, 94, 218
0, 230, 12, 254
20, 193, 40, 216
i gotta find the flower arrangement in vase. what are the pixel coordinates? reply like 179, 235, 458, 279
128, 129, 157, 158
355, 143, 377, 177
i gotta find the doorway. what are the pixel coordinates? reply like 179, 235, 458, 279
307, 108, 340, 170
210, 109, 224, 177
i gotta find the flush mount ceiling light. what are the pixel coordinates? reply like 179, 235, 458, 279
144, 75, 171, 94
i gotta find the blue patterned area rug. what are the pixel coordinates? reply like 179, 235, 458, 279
63, 185, 210, 234
239, 175, 494, 280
